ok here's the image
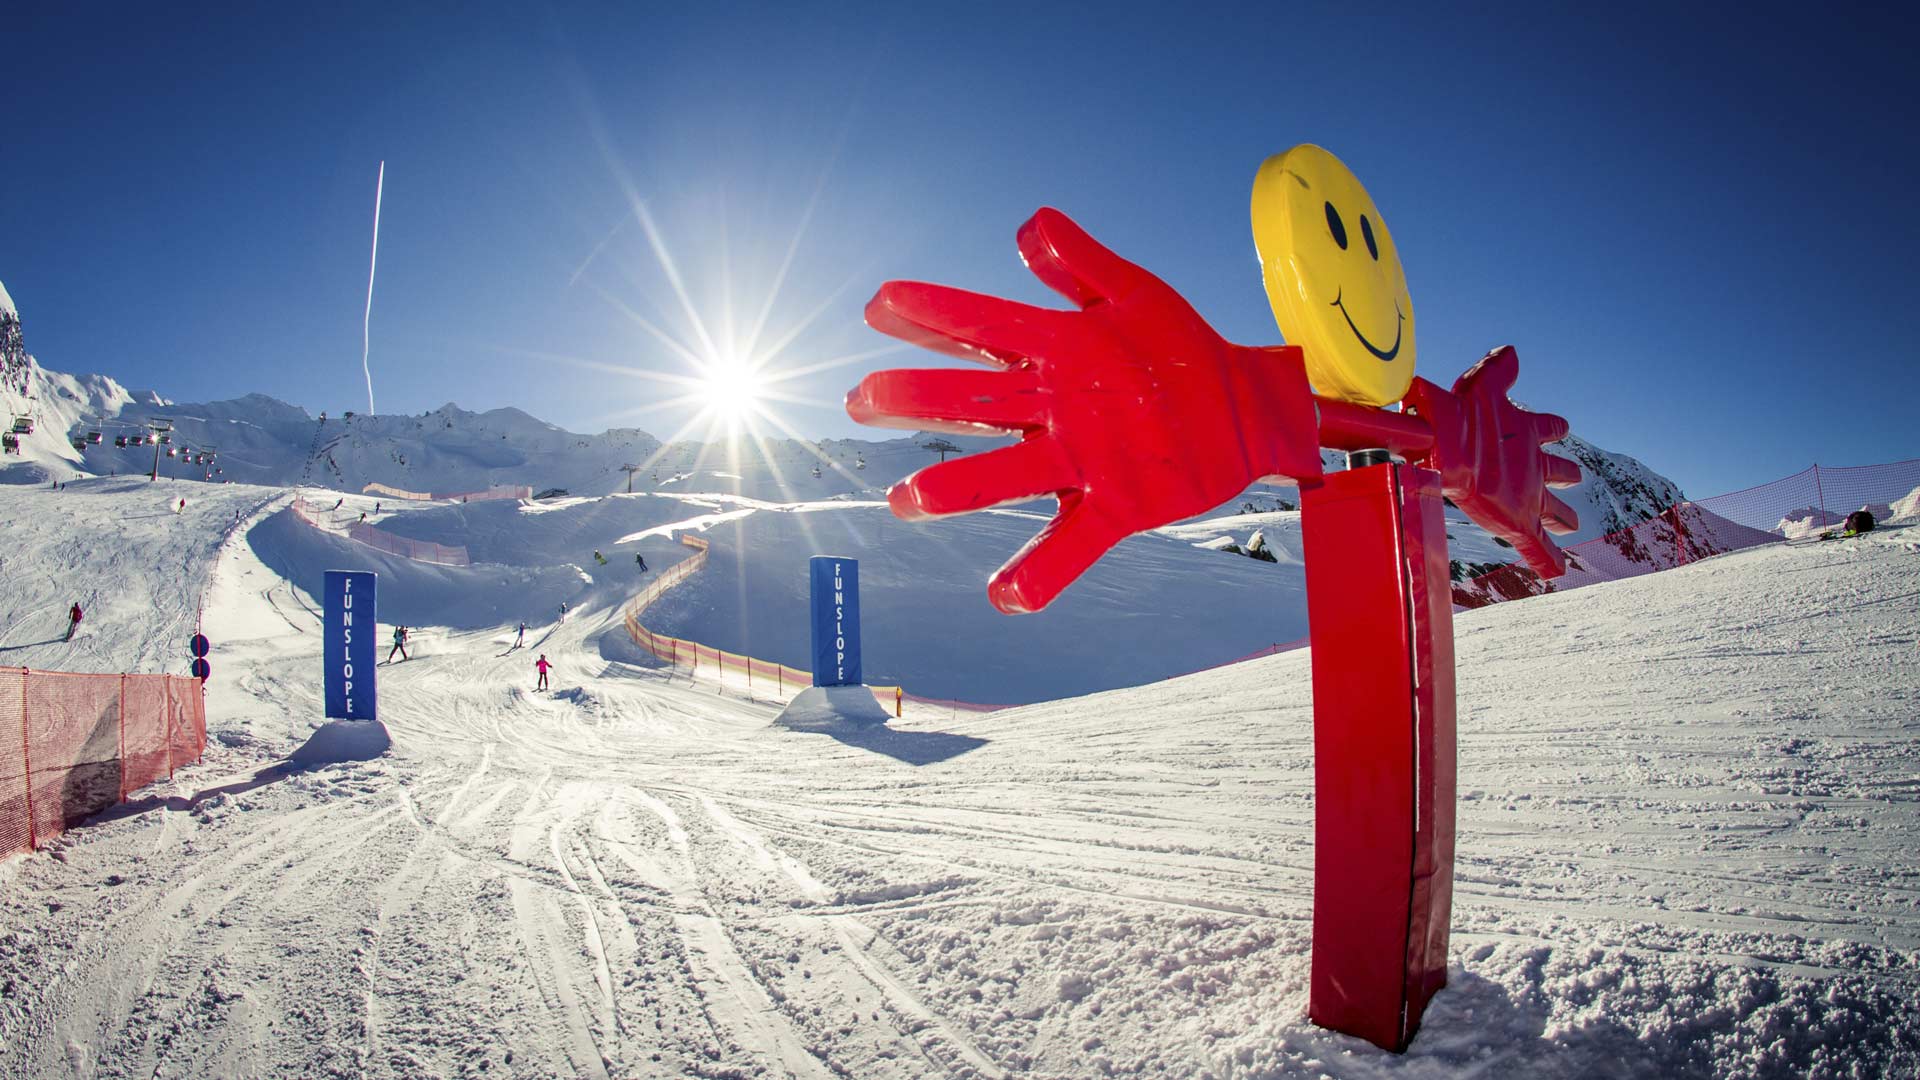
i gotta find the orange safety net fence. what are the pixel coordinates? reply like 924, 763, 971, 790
291, 495, 471, 567
362, 483, 533, 503
1, 668, 207, 858
622, 536, 912, 714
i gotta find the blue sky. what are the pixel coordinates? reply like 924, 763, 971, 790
6, 3, 1916, 497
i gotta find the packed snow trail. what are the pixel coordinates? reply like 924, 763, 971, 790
1, 489, 1916, 1077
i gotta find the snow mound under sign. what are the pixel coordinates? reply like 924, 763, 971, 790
774, 684, 892, 730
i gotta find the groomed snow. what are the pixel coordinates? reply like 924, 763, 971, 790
1, 475, 1915, 1078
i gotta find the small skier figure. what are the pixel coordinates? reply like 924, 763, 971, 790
558, 601, 569, 624
176, 497, 186, 514
332, 497, 344, 511
375, 502, 382, 513
388, 625, 409, 663
65, 602, 83, 642
535, 654, 551, 691
635, 553, 648, 572
512, 621, 527, 649
593, 550, 607, 566
359, 511, 367, 523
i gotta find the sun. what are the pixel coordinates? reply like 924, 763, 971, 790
697, 355, 764, 422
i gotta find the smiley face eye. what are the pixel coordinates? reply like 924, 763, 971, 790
1360, 214, 1379, 260
1324, 202, 1348, 250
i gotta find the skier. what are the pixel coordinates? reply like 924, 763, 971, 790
65, 602, 82, 642
375, 502, 382, 513
593, 550, 607, 565
332, 497, 344, 511
558, 601, 568, 624
359, 511, 367, 523
176, 497, 186, 514
635, 553, 648, 572
511, 621, 527, 649
387, 625, 409, 663
534, 654, 551, 691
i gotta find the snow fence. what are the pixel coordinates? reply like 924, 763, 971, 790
1454, 457, 1920, 608
623, 535, 913, 714
0, 668, 207, 857
361, 482, 532, 503
290, 495, 471, 567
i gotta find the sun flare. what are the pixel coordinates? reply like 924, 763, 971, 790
697, 355, 764, 422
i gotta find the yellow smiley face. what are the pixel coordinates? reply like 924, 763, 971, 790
1250, 144, 1415, 407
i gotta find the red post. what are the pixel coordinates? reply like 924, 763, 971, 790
1812, 464, 1826, 520
19, 668, 34, 851
1300, 462, 1456, 1053
118, 674, 128, 800
165, 678, 176, 779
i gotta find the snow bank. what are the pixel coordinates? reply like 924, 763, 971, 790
773, 684, 894, 730
288, 719, 392, 765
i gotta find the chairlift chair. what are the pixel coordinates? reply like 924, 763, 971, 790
72, 438, 88, 452
87, 431, 103, 445
811, 465, 822, 478
1, 433, 18, 454
166, 446, 177, 458
114, 435, 128, 448
10, 416, 32, 435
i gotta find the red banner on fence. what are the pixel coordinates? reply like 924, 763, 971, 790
1, 668, 207, 858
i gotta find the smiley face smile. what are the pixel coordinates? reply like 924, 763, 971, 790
1329, 289, 1403, 362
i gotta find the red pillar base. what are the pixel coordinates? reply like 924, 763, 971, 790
1300, 461, 1457, 1052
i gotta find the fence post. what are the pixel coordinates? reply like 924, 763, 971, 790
778, 664, 783, 694
895, 686, 902, 718
165, 678, 176, 779
19, 668, 34, 851
1813, 464, 1826, 520
118, 674, 128, 800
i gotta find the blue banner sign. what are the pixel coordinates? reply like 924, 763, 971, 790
323, 570, 378, 719
809, 556, 861, 686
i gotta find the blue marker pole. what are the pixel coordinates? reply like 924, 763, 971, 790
809, 556, 861, 687
323, 570, 378, 719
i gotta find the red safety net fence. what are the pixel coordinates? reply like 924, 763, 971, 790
1, 668, 207, 858
1454, 458, 1920, 608
291, 496, 471, 567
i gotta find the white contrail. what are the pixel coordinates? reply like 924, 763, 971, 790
361, 160, 384, 415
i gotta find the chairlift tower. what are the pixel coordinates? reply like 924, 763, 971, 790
147, 419, 174, 481
621, 463, 642, 494
920, 438, 962, 463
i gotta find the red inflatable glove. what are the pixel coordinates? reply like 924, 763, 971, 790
1403, 346, 1582, 577
849, 208, 1324, 614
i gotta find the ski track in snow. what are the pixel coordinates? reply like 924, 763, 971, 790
0, 478, 1917, 1079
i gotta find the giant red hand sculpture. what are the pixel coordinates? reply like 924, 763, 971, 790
847, 147, 1580, 1053
850, 208, 1324, 613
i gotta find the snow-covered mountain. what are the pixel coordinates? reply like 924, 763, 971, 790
1, 275, 1689, 590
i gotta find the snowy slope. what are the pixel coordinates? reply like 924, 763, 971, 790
0, 484, 1914, 1078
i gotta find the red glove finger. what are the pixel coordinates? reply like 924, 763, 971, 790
1511, 527, 1568, 579
887, 439, 1077, 521
1542, 490, 1580, 535
1016, 207, 1154, 308
865, 281, 1075, 368
1532, 410, 1570, 445
1542, 452, 1581, 488
987, 496, 1129, 614
847, 368, 1047, 435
